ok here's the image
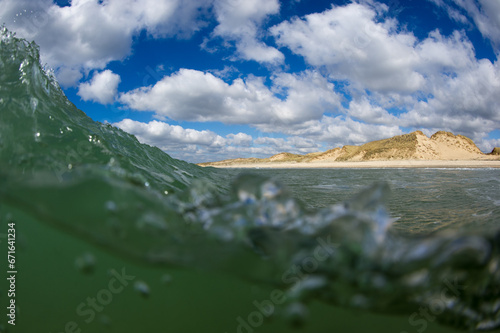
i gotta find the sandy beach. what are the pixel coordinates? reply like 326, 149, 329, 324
201, 159, 500, 169
199, 132, 500, 169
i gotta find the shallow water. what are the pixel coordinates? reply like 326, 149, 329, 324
1, 27, 500, 333
225, 168, 500, 235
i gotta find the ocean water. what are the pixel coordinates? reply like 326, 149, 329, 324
226, 168, 500, 235
1, 27, 500, 333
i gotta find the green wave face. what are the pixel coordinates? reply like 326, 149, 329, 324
0, 27, 499, 333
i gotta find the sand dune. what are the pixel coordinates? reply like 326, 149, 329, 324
199, 131, 500, 168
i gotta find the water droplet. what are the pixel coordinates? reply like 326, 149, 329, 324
350, 294, 369, 308
403, 269, 428, 287
211, 226, 234, 242
107, 218, 127, 239
164, 190, 169, 195
105, 201, 117, 212
31, 97, 38, 111
75, 252, 96, 275
99, 314, 111, 326
134, 280, 150, 298
261, 181, 282, 199
161, 274, 172, 285
284, 302, 308, 328
237, 189, 256, 204
136, 212, 167, 232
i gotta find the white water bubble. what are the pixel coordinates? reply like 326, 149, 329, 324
136, 212, 167, 232
74, 252, 96, 275
350, 294, 369, 308
107, 157, 116, 166
30, 97, 38, 111
284, 302, 308, 328
237, 189, 256, 203
134, 280, 150, 298
105, 201, 117, 212
211, 226, 234, 242
261, 181, 282, 199
99, 315, 111, 327
161, 274, 172, 285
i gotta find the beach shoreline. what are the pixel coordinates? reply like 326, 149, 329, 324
199, 159, 500, 169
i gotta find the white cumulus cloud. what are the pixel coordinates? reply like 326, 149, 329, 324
271, 2, 480, 94
209, 0, 284, 64
118, 68, 341, 127
270, 2, 500, 150
430, 0, 500, 53
114, 119, 227, 149
0, 0, 211, 86
113, 118, 328, 162
78, 70, 121, 104
271, 3, 424, 93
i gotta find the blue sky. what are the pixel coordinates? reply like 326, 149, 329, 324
1, 0, 500, 162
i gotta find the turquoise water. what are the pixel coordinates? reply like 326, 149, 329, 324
1, 27, 500, 332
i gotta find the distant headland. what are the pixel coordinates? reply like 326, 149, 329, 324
198, 131, 500, 168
